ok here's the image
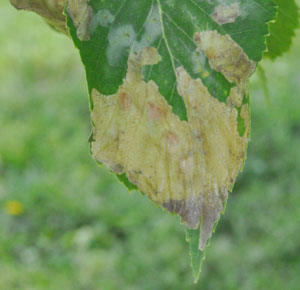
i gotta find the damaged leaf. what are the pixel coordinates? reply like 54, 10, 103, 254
90, 44, 250, 251
66, 0, 276, 281
66, 0, 93, 41
9, 0, 67, 34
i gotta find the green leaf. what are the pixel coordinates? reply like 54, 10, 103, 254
186, 226, 205, 283
66, 0, 276, 281
265, 0, 299, 59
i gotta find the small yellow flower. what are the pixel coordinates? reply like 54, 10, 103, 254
4, 200, 24, 216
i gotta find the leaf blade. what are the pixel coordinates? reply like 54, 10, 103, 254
66, 0, 276, 281
265, 0, 299, 59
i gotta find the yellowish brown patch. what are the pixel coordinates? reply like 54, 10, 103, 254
194, 30, 256, 84
91, 31, 252, 250
212, 3, 241, 25
9, 0, 67, 34
66, 0, 93, 41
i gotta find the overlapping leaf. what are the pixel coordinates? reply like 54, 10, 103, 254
9, 0, 67, 34
266, 0, 299, 59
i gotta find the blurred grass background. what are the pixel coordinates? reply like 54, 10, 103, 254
0, 1, 300, 289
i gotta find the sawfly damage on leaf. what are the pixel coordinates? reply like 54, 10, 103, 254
212, 3, 241, 25
63, 0, 277, 282
9, 0, 67, 34
66, 0, 93, 41
6, 0, 284, 283
91, 30, 252, 251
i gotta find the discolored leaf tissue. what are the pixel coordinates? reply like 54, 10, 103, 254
65, 0, 277, 281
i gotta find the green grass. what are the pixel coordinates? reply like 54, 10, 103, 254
0, 2, 300, 289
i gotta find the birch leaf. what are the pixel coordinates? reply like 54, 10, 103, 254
9, 0, 67, 34
265, 0, 299, 59
66, 0, 276, 281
